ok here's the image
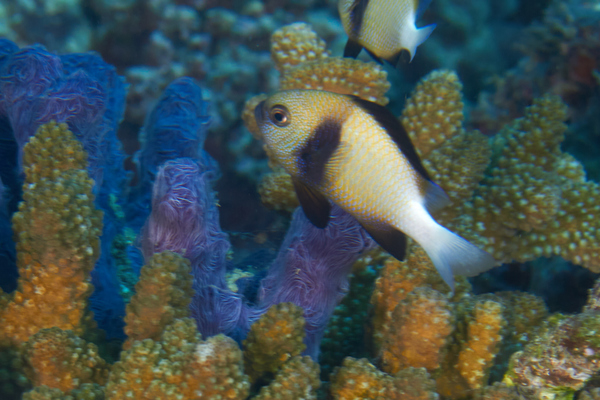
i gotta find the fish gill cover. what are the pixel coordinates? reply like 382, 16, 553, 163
0, 0, 598, 399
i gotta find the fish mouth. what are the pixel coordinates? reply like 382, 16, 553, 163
254, 100, 265, 125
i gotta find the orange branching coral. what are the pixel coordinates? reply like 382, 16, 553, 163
257, 169, 298, 213
279, 58, 390, 105
253, 356, 320, 400
330, 358, 438, 400
454, 95, 600, 270
23, 328, 108, 393
105, 318, 250, 399
400, 70, 491, 214
370, 245, 469, 352
402, 70, 465, 158
123, 251, 193, 349
242, 93, 268, 140
380, 287, 454, 375
270, 23, 390, 105
270, 23, 329, 72
243, 302, 306, 383
424, 131, 491, 211
0, 121, 102, 347
403, 70, 599, 273
455, 299, 506, 390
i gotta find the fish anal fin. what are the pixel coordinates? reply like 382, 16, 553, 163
344, 39, 364, 59
361, 222, 407, 261
423, 180, 450, 213
293, 178, 331, 229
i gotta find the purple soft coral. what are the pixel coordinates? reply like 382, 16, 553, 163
135, 77, 211, 192
258, 205, 376, 358
141, 158, 257, 340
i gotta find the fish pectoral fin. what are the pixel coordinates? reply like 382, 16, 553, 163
343, 39, 364, 59
360, 222, 408, 261
293, 178, 331, 229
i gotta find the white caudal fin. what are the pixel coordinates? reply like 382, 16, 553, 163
420, 225, 496, 293
405, 24, 436, 62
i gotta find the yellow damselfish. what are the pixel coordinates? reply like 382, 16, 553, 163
338, 0, 436, 66
254, 89, 495, 290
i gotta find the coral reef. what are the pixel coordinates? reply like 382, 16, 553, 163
399, 69, 600, 273
123, 251, 193, 349
243, 302, 306, 383
23, 328, 109, 392
105, 318, 250, 400
253, 356, 320, 400
1, 1, 600, 398
330, 357, 438, 400
503, 279, 600, 399
0, 121, 102, 346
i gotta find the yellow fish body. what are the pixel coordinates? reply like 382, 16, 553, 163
254, 89, 495, 290
338, 0, 435, 65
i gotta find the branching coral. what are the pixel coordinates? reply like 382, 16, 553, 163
123, 251, 193, 349
243, 302, 306, 383
253, 356, 320, 400
105, 318, 251, 400
0, 121, 102, 347
23, 328, 109, 392
270, 23, 329, 72
403, 69, 599, 273
380, 287, 454, 375
330, 358, 438, 400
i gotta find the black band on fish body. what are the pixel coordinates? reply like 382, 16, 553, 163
349, 96, 432, 182
296, 117, 342, 186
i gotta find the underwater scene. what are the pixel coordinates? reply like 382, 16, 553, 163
0, 0, 599, 398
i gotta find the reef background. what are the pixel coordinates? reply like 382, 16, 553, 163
0, 0, 600, 399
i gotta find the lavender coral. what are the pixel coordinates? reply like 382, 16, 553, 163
258, 205, 375, 358
140, 158, 254, 340
0, 39, 129, 339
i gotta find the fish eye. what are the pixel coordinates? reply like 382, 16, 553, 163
269, 105, 290, 127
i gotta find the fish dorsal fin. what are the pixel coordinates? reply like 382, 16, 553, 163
360, 221, 408, 261
292, 178, 331, 229
350, 96, 431, 181
348, 0, 370, 36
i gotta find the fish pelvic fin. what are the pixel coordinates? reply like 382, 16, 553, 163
405, 23, 436, 62
344, 39, 364, 59
420, 225, 496, 293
